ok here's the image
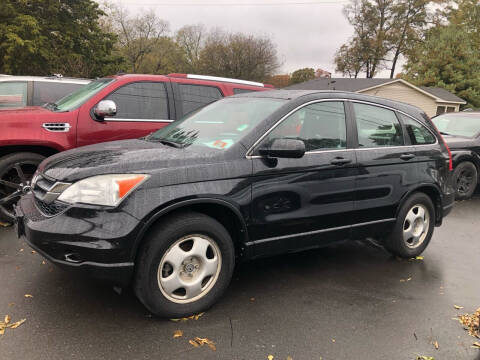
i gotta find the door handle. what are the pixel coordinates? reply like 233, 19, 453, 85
330, 157, 352, 166
400, 153, 415, 161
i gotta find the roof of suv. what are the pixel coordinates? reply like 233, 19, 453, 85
0, 75, 90, 84
236, 89, 428, 119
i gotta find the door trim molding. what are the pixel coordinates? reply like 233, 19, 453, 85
246, 218, 396, 246
103, 118, 174, 123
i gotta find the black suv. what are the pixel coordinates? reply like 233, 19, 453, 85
15, 90, 454, 317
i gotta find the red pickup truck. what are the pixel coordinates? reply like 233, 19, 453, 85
0, 73, 273, 220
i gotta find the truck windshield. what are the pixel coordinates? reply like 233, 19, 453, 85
433, 114, 480, 137
48, 78, 114, 112
147, 97, 286, 150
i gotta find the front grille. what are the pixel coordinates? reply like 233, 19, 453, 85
34, 197, 69, 217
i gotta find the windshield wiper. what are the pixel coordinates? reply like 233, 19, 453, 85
149, 138, 185, 148
44, 102, 59, 111
440, 131, 451, 136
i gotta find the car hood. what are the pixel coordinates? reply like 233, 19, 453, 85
442, 135, 476, 149
38, 139, 235, 183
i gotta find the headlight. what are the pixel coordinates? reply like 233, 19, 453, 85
57, 174, 149, 207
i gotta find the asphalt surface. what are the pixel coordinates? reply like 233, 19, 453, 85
1, 199, 480, 360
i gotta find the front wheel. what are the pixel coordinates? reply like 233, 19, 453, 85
134, 212, 235, 318
453, 161, 477, 200
385, 192, 435, 258
0, 152, 45, 222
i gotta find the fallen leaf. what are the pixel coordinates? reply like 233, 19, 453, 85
286, 356, 293, 360
472, 342, 480, 348
173, 330, 183, 338
31, 250, 36, 254
189, 339, 199, 347
267, 356, 274, 360
457, 307, 480, 338
41, 261, 46, 265
194, 337, 216, 351
416, 256, 424, 260
400, 277, 412, 282
24, 294, 33, 298
19, 249, 24, 252
4, 315, 10, 325
8, 303, 14, 307
416, 356, 434, 360
454, 305, 464, 310
250, 297, 255, 301
0, 221, 12, 227
8, 319, 26, 329
332, 338, 336, 343
433, 341, 439, 350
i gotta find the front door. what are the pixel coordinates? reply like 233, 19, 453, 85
77, 81, 173, 147
248, 101, 357, 257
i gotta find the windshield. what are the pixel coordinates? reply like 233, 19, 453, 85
48, 78, 114, 112
433, 114, 480, 137
147, 97, 286, 149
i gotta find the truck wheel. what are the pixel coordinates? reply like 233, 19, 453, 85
0, 152, 45, 222
385, 192, 435, 258
134, 212, 235, 318
453, 161, 477, 200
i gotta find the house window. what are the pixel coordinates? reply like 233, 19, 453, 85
447, 106, 455, 113
436, 106, 446, 116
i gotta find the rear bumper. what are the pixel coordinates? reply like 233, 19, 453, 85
16, 193, 142, 286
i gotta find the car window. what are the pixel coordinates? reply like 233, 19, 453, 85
234, 88, 255, 95
353, 103, 404, 147
148, 97, 286, 150
54, 78, 113, 112
262, 101, 347, 152
433, 114, 480, 137
33, 81, 85, 106
105, 82, 169, 119
0, 81, 27, 108
399, 113, 436, 144
179, 84, 222, 115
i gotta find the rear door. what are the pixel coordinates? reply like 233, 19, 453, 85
77, 80, 174, 146
350, 101, 418, 238
248, 100, 357, 257
172, 82, 224, 118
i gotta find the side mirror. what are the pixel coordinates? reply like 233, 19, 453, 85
258, 138, 306, 159
94, 100, 117, 120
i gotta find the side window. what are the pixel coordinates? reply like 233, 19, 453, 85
262, 101, 347, 152
353, 103, 404, 147
179, 84, 222, 115
233, 88, 254, 95
105, 82, 169, 119
33, 81, 84, 106
0, 81, 27, 108
399, 113, 436, 145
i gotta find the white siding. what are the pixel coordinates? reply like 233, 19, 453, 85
359, 82, 439, 117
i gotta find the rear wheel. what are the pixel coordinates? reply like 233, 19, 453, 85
0, 152, 45, 222
385, 192, 435, 258
134, 212, 235, 318
453, 161, 477, 200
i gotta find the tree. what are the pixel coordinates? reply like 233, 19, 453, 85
105, 4, 169, 73
334, 43, 364, 78
136, 37, 188, 74
289, 68, 315, 85
402, 24, 480, 108
175, 24, 205, 73
0, 0, 120, 77
198, 31, 280, 82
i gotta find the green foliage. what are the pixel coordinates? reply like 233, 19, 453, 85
289, 68, 316, 85
403, 1, 480, 108
0, 0, 122, 77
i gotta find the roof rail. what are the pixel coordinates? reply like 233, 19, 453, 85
168, 73, 266, 87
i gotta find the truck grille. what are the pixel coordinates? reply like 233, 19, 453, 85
32, 173, 70, 217
34, 198, 69, 217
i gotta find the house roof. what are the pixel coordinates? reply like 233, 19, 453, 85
285, 78, 466, 104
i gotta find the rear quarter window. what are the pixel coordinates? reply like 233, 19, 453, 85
399, 113, 436, 145
0, 81, 27, 108
179, 84, 223, 115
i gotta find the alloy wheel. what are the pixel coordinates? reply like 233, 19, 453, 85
402, 204, 430, 249
157, 235, 222, 304
456, 168, 475, 196
0, 162, 37, 219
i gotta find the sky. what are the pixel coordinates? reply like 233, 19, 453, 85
104, 0, 394, 77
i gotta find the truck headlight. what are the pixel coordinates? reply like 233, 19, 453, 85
57, 174, 149, 207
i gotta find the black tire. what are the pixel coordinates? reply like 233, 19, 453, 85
0, 152, 45, 222
385, 192, 435, 258
453, 161, 478, 200
134, 211, 235, 318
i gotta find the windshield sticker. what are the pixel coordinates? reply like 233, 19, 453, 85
204, 139, 234, 149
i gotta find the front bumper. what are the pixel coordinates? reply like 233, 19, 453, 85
15, 193, 143, 286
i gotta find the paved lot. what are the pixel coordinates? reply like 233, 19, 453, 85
1, 199, 479, 360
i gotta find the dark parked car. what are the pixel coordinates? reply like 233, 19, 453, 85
432, 112, 480, 199
15, 90, 454, 317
